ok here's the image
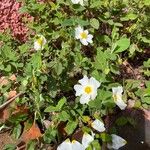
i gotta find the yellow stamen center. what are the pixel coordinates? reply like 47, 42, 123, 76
37, 38, 43, 45
84, 86, 92, 94
66, 139, 70, 143
113, 94, 119, 102
80, 32, 88, 39
72, 140, 76, 144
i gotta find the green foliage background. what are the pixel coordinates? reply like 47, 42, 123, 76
0, 0, 150, 149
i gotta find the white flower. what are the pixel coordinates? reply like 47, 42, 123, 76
34, 34, 47, 50
57, 139, 72, 150
82, 132, 95, 149
75, 26, 93, 45
74, 75, 101, 104
71, 0, 80, 4
57, 132, 95, 150
57, 139, 84, 150
72, 140, 85, 150
112, 86, 127, 110
71, 0, 87, 6
91, 119, 106, 132
107, 134, 127, 150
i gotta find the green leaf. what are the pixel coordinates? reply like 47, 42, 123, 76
44, 97, 66, 112
58, 111, 71, 121
90, 18, 100, 29
145, 81, 150, 88
75, 19, 89, 26
100, 133, 111, 142
44, 106, 58, 112
18, 44, 29, 54
1, 45, 18, 61
127, 117, 136, 127
141, 37, 150, 44
89, 90, 113, 109
142, 97, 150, 104
54, 62, 63, 75
94, 49, 108, 72
9, 114, 28, 124
99, 35, 112, 46
144, 0, 150, 5
57, 97, 67, 110
3, 144, 16, 150
134, 100, 141, 108
90, 1, 102, 8
62, 18, 75, 27
65, 120, 78, 135
121, 13, 137, 21
115, 117, 128, 126
91, 140, 101, 150
12, 124, 22, 139
114, 38, 130, 53
43, 127, 57, 143
143, 59, 150, 68
31, 52, 42, 70
47, 76, 57, 98
26, 140, 37, 150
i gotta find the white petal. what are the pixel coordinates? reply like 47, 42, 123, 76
80, 94, 90, 104
34, 42, 41, 51
80, 39, 88, 45
79, 75, 89, 86
84, 30, 89, 35
91, 119, 105, 132
71, 0, 80, 4
91, 131, 95, 137
90, 90, 97, 100
57, 139, 72, 150
107, 143, 112, 150
34, 35, 46, 50
82, 132, 94, 149
72, 140, 84, 150
89, 77, 101, 89
112, 86, 126, 110
112, 86, 123, 95
89, 77, 100, 100
75, 26, 83, 39
115, 98, 127, 110
42, 36, 47, 45
87, 34, 93, 43
79, 0, 84, 6
74, 84, 84, 96
107, 134, 127, 150
39, 35, 47, 45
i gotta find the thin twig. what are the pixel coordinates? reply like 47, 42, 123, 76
16, 144, 26, 150
0, 92, 23, 110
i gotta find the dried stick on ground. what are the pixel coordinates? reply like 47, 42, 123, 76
0, 92, 23, 110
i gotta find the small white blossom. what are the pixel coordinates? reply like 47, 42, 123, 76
91, 119, 106, 132
72, 140, 85, 150
57, 132, 95, 150
75, 26, 93, 45
74, 75, 101, 104
107, 134, 127, 150
57, 139, 72, 150
34, 34, 47, 50
112, 86, 127, 110
71, 0, 87, 6
57, 139, 84, 150
82, 132, 95, 149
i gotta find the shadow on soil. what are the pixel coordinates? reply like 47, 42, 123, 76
109, 109, 150, 150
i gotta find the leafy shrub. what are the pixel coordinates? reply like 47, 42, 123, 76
0, 0, 150, 149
